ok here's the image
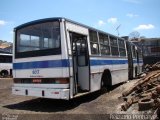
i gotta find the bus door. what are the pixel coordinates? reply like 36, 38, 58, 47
126, 42, 134, 80
136, 49, 140, 75
69, 32, 90, 95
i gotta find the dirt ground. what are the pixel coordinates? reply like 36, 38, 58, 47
0, 78, 155, 120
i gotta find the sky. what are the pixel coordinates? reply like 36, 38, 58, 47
0, 0, 160, 42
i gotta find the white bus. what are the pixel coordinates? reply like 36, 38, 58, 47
0, 52, 12, 77
126, 42, 143, 80
12, 18, 143, 99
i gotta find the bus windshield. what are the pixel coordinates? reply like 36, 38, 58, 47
16, 21, 60, 53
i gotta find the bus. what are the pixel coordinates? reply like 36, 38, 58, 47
12, 17, 143, 99
126, 42, 143, 80
0, 52, 12, 77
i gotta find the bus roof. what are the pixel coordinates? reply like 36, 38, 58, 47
14, 17, 125, 41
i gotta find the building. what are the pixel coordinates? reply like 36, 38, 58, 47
122, 37, 160, 65
130, 38, 160, 65
0, 40, 12, 53
140, 38, 160, 65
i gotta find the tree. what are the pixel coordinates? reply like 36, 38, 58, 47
128, 31, 140, 41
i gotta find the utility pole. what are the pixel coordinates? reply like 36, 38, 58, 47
116, 24, 121, 37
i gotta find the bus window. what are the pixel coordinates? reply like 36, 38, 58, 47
44, 38, 49, 48
17, 21, 60, 53
89, 30, 99, 55
99, 33, 110, 55
16, 21, 61, 58
118, 39, 126, 57
132, 46, 136, 58
110, 37, 119, 56
31, 36, 40, 47
90, 43, 99, 55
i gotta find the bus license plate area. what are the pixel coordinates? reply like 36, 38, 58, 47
32, 79, 42, 83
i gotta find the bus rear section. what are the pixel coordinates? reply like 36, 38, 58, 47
12, 18, 70, 100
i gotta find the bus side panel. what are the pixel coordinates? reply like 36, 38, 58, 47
111, 69, 128, 85
90, 66, 102, 91
111, 61, 128, 85
90, 57, 113, 91
90, 57, 128, 89
139, 59, 143, 73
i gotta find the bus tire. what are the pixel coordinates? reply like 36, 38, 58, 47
0, 70, 9, 77
135, 66, 138, 77
101, 69, 112, 91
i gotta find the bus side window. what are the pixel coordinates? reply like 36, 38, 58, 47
119, 39, 126, 57
89, 30, 99, 55
110, 37, 119, 56
132, 46, 136, 58
90, 43, 99, 54
99, 33, 110, 55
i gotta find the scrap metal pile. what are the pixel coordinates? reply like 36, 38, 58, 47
121, 62, 160, 117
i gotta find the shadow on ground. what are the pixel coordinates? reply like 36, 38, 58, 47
4, 91, 103, 113
4, 83, 123, 113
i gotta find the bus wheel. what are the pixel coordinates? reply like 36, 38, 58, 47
101, 70, 111, 92
101, 79, 107, 93
135, 66, 138, 77
0, 70, 9, 77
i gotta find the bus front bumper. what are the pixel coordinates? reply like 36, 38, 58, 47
12, 86, 70, 100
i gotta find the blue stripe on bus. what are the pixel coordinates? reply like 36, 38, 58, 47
13, 59, 70, 69
13, 59, 143, 69
13, 59, 129, 70
90, 59, 128, 66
